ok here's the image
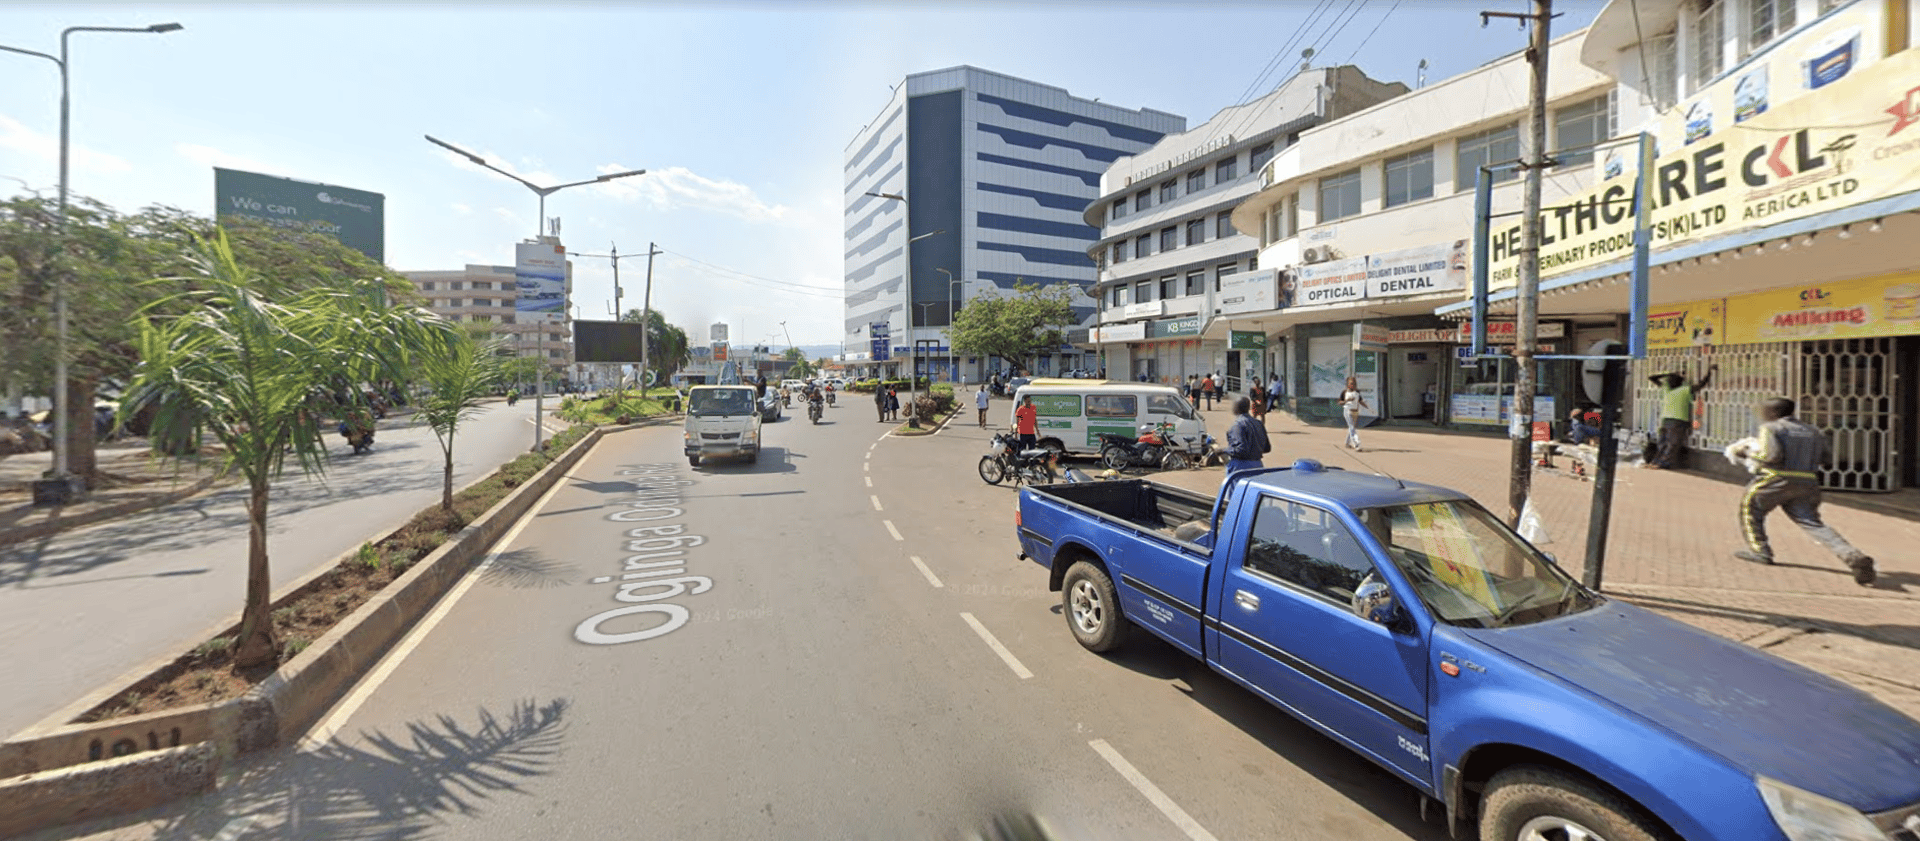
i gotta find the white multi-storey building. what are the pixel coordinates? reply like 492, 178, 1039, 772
1084, 65, 1407, 387
842, 66, 1184, 382
405, 243, 575, 383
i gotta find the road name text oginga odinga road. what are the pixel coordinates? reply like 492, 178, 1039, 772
573, 464, 710, 645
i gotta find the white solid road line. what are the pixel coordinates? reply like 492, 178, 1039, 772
871, 495, 884, 511
883, 519, 904, 541
1089, 739, 1222, 841
302, 464, 581, 749
959, 612, 1033, 680
908, 555, 944, 588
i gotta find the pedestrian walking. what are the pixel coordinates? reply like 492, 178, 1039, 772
1223, 396, 1270, 482
1267, 374, 1285, 417
874, 385, 889, 423
1729, 397, 1876, 585
887, 387, 901, 422
1201, 374, 1216, 410
1013, 395, 1039, 451
1249, 385, 1267, 428
975, 386, 990, 428
1648, 363, 1716, 469
1340, 376, 1368, 451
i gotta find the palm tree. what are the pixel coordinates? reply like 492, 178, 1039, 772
416, 333, 509, 512
120, 231, 448, 668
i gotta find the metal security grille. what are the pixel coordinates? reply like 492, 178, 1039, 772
1797, 337, 1899, 492
1629, 340, 1900, 491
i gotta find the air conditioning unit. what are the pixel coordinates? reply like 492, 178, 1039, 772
1301, 246, 1330, 264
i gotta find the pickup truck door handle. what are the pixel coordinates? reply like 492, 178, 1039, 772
1234, 590, 1260, 611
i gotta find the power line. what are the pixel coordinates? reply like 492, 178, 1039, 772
657, 249, 846, 299
1218, 0, 1370, 146
1342, 0, 1403, 66
1193, 0, 1343, 149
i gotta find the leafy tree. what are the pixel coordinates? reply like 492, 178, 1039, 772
416, 332, 508, 512
783, 347, 814, 379
619, 308, 691, 390
948, 281, 1076, 373
120, 231, 449, 667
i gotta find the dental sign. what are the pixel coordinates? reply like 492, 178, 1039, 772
1294, 241, 1468, 307
1487, 47, 1920, 289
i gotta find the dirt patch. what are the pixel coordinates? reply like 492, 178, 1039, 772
73, 425, 592, 723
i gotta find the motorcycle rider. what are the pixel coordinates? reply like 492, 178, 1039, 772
338, 406, 376, 453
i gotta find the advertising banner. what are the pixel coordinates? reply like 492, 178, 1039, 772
1307, 335, 1351, 398
1353, 349, 1381, 422
869, 322, 890, 362
515, 242, 567, 323
1725, 272, 1920, 343
1489, 47, 1920, 289
1646, 298, 1727, 349
1229, 330, 1267, 350
1454, 320, 1566, 344
1219, 269, 1280, 315
1096, 322, 1148, 342
214, 168, 385, 263
1353, 323, 1390, 349
1296, 257, 1369, 307
1150, 316, 1202, 338
1366, 240, 1469, 298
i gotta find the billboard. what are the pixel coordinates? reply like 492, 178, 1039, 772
573, 319, 646, 363
214, 167, 385, 263
515, 242, 567, 323
1218, 269, 1279, 315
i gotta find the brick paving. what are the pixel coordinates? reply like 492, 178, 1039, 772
1142, 402, 1920, 716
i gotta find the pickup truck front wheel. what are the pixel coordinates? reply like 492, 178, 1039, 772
1480, 766, 1668, 841
1062, 561, 1129, 653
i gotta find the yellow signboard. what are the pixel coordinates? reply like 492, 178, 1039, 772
1489, 48, 1920, 289
1645, 298, 1726, 349
1723, 272, 1920, 343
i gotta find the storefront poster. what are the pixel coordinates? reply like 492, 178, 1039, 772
1366, 240, 1470, 298
1353, 350, 1381, 422
1646, 298, 1726, 349
1353, 322, 1390, 349
1297, 257, 1369, 306
1734, 66, 1769, 123
1307, 335, 1351, 398
1804, 27, 1861, 90
1229, 330, 1268, 350
1486, 48, 1920, 290
1723, 272, 1920, 343
1219, 269, 1280, 315
1451, 395, 1556, 426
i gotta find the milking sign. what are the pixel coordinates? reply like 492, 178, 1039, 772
1488, 48, 1920, 290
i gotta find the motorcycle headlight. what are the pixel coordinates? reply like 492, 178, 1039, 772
1757, 776, 1885, 841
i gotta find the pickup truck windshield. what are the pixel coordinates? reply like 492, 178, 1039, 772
1358, 500, 1596, 629
689, 389, 755, 417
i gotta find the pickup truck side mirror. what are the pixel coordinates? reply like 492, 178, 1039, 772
1352, 578, 1396, 625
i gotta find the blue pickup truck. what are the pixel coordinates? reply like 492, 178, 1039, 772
1016, 460, 1920, 841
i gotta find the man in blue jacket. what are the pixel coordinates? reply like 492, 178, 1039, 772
1224, 396, 1270, 481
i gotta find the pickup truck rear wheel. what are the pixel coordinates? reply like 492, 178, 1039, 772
1062, 561, 1129, 653
1480, 765, 1669, 841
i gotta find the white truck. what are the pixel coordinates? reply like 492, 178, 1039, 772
683, 385, 762, 467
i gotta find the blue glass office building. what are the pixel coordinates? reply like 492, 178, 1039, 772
843, 66, 1185, 381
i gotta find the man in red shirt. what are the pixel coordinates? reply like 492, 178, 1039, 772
1013, 396, 1039, 451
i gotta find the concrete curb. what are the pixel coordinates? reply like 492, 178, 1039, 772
0, 426, 603, 835
0, 470, 224, 546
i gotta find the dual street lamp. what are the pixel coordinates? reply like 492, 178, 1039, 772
425, 135, 650, 450
861, 191, 943, 427
1, 22, 185, 503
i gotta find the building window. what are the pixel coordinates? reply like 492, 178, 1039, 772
1111, 198, 1128, 220
1186, 218, 1206, 246
1689, 0, 1725, 92
1134, 189, 1152, 213
1186, 169, 1206, 193
1250, 141, 1276, 170
1160, 275, 1178, 300
1215, 155, 1238, 183
1318, 168, 1363, 221
1214, 262, 1239, 293
473, 314, 492, 323
1553, 94, 1615, 168
1134, 234, 1151, 259
1383, 147, 1435, 208
1159, 180, 1177, 203
421, 282, 435, 291
1744, 0, 1796, 56
1265, 193, 1299, 244
1645, 32, 1679, 110
1215, 210, 1235, 239
1116, 284, 1131, 306
1186, 269, 1206, 296
1454, 124, 1521, 191
1159, 226, 1178, 252
1135, 280, 1154, 303
1109, 286, 1121, 307
451, 281, 465, 291
1113, 242, 1128, 264
502, 315, 515, 324
472, 281, 491, 290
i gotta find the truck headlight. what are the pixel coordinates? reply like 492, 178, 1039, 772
683, 431, 693, 443
1757, 776, 1885, 841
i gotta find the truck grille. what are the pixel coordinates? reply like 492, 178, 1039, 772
700, 432, 737, 441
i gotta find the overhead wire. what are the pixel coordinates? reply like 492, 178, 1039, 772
656, 249, 846, 300
1190, 0, 1344, 150
1216, 0, 1370, 146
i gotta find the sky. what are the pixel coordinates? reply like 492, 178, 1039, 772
0, 0, 1602, 348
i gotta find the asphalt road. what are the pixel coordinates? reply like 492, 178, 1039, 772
0, 402, 550, 740
39, 399, 1451, 841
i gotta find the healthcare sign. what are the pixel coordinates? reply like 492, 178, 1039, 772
515, 242, 567, 323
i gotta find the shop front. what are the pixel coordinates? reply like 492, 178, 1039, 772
1096, 316, 1222, 385
1440, 320, 1574, 432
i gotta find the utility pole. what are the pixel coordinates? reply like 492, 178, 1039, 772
641, 242, 663, 392
1483, 0, 1554, 525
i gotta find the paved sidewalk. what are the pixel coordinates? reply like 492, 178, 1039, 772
1151, 401, 1920, 718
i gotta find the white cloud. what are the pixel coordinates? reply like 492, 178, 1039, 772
451, 202, 472, 215
0, 113, 132, 178
592, 164, 791, 223
175, 143, 283, 176
492, 206, 523, 225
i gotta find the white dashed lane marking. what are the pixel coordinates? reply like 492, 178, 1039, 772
883, 520, 904, 541
909, 556, 944, 588
870, 495, 884, 511
959, 612, 1032, 679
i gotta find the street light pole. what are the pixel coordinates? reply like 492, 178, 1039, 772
863, 190, 948, 426
935, 267, 961, 384
2, 22, 183, 502
426, 135, 648, 449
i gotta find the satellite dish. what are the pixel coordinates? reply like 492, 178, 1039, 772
1581, 339, 1626, 404
1300, 47, 1315, 72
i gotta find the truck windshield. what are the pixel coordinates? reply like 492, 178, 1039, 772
1357, 500, 1597, 629
689, 389, 754, 417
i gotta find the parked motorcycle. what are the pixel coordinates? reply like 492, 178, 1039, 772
979, 432, 1057, 486
1097, 423, 1199, 472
